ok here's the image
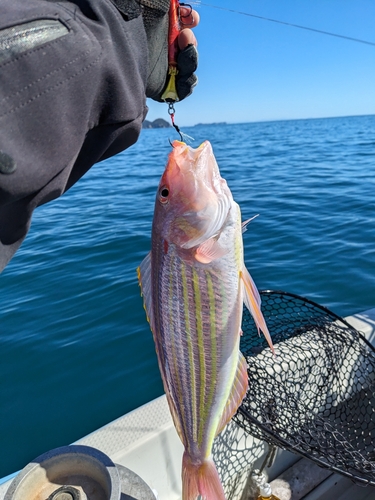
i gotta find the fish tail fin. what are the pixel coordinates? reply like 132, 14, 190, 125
182, 452, 226, 500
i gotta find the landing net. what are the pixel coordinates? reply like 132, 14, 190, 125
234, 290, 375, 486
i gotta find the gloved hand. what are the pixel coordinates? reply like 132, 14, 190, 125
111, 0, 199, 102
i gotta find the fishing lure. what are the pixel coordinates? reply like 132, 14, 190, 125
161, 0, 193, 102
162, 1, 195, 142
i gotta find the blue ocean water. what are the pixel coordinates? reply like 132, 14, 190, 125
0, 115, 374, 477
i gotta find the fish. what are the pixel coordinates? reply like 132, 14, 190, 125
137, 141, 274, 500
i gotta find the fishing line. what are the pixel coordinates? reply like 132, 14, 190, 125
167, 102, 195, 143
199, 2, 375, 48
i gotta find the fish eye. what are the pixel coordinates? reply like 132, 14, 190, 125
159, 186, 170, 204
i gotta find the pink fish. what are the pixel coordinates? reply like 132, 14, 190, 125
138, 141, 274, 500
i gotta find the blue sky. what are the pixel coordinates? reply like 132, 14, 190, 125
146, 0, 375, 126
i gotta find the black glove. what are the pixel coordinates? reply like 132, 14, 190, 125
111, 0, 198, 102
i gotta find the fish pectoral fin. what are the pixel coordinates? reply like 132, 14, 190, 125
241, 265, 261, 308
194, 237, 229, 264
137, 252, 155, 332
215, 352, 248, 436
240, 266, 275, 355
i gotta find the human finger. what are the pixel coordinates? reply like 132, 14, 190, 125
178, 28, 197, 50
179, 7, 200, 29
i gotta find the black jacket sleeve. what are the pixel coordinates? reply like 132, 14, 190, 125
0, 0, 149, 271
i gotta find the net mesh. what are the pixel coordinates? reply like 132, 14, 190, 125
233, 290, 375, 487
212, 420, 265, 500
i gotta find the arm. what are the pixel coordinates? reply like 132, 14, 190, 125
0, 0, 199, 271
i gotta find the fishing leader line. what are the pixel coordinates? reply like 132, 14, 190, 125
199, 2, 375, 48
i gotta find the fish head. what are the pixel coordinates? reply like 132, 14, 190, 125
153, 141, 233, 249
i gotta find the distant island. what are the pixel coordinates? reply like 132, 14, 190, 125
142, 118, 228, 129
194, 122, 227, 127
142, 118, 171, 129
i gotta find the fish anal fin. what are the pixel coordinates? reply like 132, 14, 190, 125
241, 266, 275, 355
194, 237, 228, 264
216, 352, 248, 436
137, 252, 155, 333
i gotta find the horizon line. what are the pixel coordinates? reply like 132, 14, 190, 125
182, 113, 375, 128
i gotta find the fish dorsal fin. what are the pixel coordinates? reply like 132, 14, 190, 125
240, 266, 275, 355
165, 392, 186, 444
215, 352, 248, 436
242, 214, 259, 234
137, 251, 155, 332
137, 253, 186, 443
194, 237, 229, 264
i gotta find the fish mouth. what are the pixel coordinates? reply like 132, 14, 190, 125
170, 140, 214, 165
167, 140, 233, 249
170, 140, 223, 190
